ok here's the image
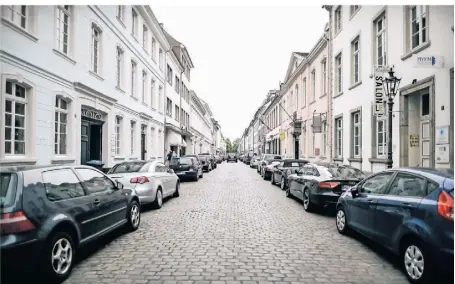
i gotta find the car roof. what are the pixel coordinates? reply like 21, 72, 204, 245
282, 159, 309, 163
389, 167, 454, 181
0, 164, 101, 173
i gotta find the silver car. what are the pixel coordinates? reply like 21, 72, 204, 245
107, 160, 180, 209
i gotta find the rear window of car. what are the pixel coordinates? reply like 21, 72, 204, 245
285, 162, 305, 167
328, 166, 366, 179
179, 157, 192, 165
0, 173, 18, 208
108, 162, 149, 174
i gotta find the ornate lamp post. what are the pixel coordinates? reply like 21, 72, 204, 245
382, 67, 401, 169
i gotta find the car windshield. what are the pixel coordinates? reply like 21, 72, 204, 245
108, 162, 149, 174
178, 158, 192, 165
0, 173, 18, 208
328, 166, 366, 179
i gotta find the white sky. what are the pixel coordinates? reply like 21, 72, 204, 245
152, 3, 329, 141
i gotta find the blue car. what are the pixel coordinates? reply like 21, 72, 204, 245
335, 167, 453, 283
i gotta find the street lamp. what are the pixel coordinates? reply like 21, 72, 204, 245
382, 67, 401, 169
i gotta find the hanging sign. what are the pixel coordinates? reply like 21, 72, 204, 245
373, 66, 389, 117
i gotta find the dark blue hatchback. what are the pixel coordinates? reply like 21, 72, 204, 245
335, 167, 453, 283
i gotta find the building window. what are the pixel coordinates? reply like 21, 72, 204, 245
150, 79, 155, 109
350, 5, 360, 17
159, 48, 163, 70
91, 25, 101, 74
167, 64, 173, 86
54, 97, 68, 155
142, 71, 147, 103
158, 86, 163, 111
302, 78, 306, 107
175, 76, 180, 93
142, 24, 148, 51
352, 111, 361, 157
130, 121, 135, 156
116, 5, 123, 22
4, 81, 27, 155
151, 37, 156, 61
335, 6, 342, 34
3, 5, 27, 29
166, 98, 172, 117
322, 121, 327, 156
352, 39, 360, 84
377, 118, 387, 157
322, 60, 327, 95
410, 6, 427, 49
131, 60, 136, 97
311, 70, 316, 101
335, 117, 343, 158
175, 105, 179, 121
56, 5, 70, 55
335, 54, 342, 94
115, 116, 122, 155
116, 47, 123, 88
374, 14, 387, 66
131, 8, 138, 37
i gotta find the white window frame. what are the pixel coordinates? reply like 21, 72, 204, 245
375, 14, 387, 66
131, 60, 136, 97
335, 6, 342, 34
4, 81, 27, 156
91, 24, 101, 74
116, 46, 123, 88
352, 112, 361, 157
175, 105, 179, 121
335, 54, 342, 95
321, 60, 327, 95
159, 48, 163, 70
151, 37, 156, 61
150, 79, 156, 109
350, 5, 360, 17
352, 39, 360, 84
131, 8, 137, 37
311, 70, 316, 101
3, 5, 27, 29
116, 5, 123, 23
54, 96, 68, 155
130, 121, 136, 156
142, 70, 147, 103
115, 116, 122, 155
142, 24, 148, 52
56, 5, 70, 55
410, 5, 427, 50
376, 118, 387, 157
302, 78, 306, 107
335, 117, 343, 158
158, 86, 163, 112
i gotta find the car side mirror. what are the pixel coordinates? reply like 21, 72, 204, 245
116, 181, 124, 190
351, 186, 359, 197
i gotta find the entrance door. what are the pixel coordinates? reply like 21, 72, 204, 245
141, 132, 146, 160
294, 139, 299, 159
81, 121, 90, 165
420, 92, 431, 167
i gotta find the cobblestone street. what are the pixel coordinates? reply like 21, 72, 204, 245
59, 162, 409, 284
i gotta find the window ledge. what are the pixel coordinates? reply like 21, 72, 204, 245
115, 86, 125, 93
1, 18, 38, 42
117, 17, 126, 29
89, 71, 104, 81
0, 158, 37, 166
131, 34, 139, 43
143, 47, 149, 54
51, 157, 76, 164
130, 95, 138, 101
151, 107, 157, 111
349, 8, 361, 20
333, 92, 344, 98
334, 28, 342, 39
368, 157, 388, 164
401, 41, 431, 61
159, 111, 163, 115
348, 157, 363, 163
333, 157, 344, 162
113, 156, 126, 160
141, 102, 148, 107
319, 93, 327, 99
53, 49, 76, 65
348, 81, 362, 90
309, 100, 316, 105
129, 157, 139, 160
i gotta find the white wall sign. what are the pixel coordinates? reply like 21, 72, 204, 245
436, 125, 449, 145
373, 66, 388, 117
436, 144, 450, 163
414, 55, 444, 68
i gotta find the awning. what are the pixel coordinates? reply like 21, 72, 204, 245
167, 131, 182, 146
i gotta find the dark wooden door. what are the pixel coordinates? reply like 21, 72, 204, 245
294, 139, 299, 159
141, 133, 146, 160
81, 121, 90, 165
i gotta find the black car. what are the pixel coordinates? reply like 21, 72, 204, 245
199, 153, 217, 169
227, 153, 238, 163
0, 165, 140, 282
198, 155, 212, 172
170, 157, 203, 181
261, 159, 283, 180
286, 163, 366, 212
270, 159, 309, 189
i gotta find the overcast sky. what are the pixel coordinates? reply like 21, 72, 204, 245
152, 4, 328, 141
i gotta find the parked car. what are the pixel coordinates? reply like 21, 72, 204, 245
199, 153, 217, 169
244, 152, 256, 165
227, 153, 238, 163
198, 155, 212, 172
336, 167, 454, 283
107, 160, 180, 209
170, 156, 203, 181
270, 159, 309, 189
286, 163, 366, 212
257, 154, 282, 174
250, 156, 260, 168
0, 165, 141, 282
261, 160, 282, 180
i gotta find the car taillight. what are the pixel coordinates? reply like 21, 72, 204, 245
437, 190, 454, 221
0, 211, 36, 235
130, 176, 150, 184
318, 181, 339, 189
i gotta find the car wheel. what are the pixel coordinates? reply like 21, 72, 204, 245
263, 172, 267, 180
281, 178, 286, 190
152, 188, 163, 209
303, 188, 314, 212
126, 200, 141, 231
336, 207, 348, 234
402, 239, 432, 283
200, 171, 203, 178
42, 231, 75, 282
271, 173, 275, 185
173, 182, 180, 197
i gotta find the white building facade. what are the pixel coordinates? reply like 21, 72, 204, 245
0, 5, 170, 168
189, 91, 213, 154
326, 5, 454, 172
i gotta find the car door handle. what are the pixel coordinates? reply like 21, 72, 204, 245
93, 199, 100, 206
402, 202, 414, 208
367, 199, 374, 203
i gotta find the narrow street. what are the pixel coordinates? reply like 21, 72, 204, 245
59, 162, 408, 284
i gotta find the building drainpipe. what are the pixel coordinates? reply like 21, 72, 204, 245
179, 68, 184, 157
163, 50, 169, 163
323, 5, 333, 163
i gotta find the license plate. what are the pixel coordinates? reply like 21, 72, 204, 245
342, 185, 350, 191
177, 172, 184, 175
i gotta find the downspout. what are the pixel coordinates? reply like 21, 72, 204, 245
323, 5, 334, 162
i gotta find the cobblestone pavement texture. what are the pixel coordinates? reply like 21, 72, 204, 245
11, 163, 412, 284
